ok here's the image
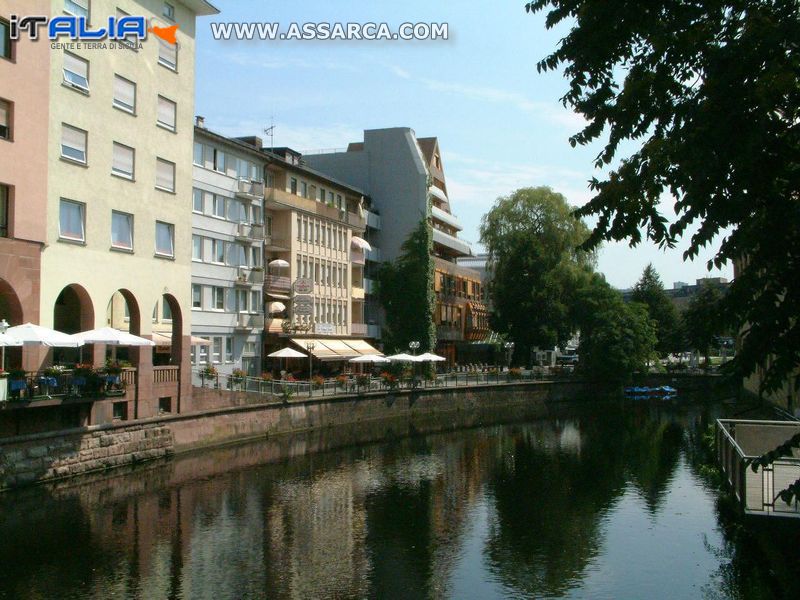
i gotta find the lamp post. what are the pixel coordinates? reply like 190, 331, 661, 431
0, 318, 8, 371
306, 342, 315, 381
504, 341, 515, 370
408, 341, 420, 355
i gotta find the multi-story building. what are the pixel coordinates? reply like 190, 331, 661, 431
261, 147, 379, 366
190, 124, 266, 377
306, 127, 489, 363
1, 0, 218, 420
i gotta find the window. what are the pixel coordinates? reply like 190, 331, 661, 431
199, 342, 208, 364
236, 289, 248, 313
113, 401, 127, 421
290, 177, 298, 195
190, 345, 197, 364
59, 199, 85, 242
212, 239, 225, 263
155, 221, 174, 257
243, 341, 256, 355
228, 198, 245, 223
63, 52, 89, 91
163, 2, 175, 20
0, 185, 8, 237
192, 234, 203, 261
212, 194, 226, 218
158, 37, 178, 71
65, 0, 89, 19
158, 397, 172, 414
111, 211, 133, 250
213, 148, 226, 173
61, 124, 87, 163
192, 188, 204, 213
155, 158, 175, 192
212, 338, 222, 363
212, 287, 225, 310
192, 284, 202, 309
337, 194, 343, 210
157, 96, 176, 131
250, 291, 260, 313
1, 18, 11, 60
0, 99, 10, 139
319, 187, 325, 201
193, 142, 204, 165
112, 75, 136, 113
300, 181, 307, 198
111, 142, 134, 179
228, 243, 247, 267
116, 8, 137, 49
162, 299, 172, 321
225, 337, 233, 362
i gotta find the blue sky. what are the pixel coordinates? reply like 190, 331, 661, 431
194, 0, 733, 290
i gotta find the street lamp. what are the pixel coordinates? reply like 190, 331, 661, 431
408, 341, 420, 355
306, 342, 315, 381
0, 318, 8, 371
504, 341, 515, 369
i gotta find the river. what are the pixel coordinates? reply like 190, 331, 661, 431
0, 400, 797, 599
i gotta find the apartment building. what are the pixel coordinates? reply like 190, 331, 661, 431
191, 126, 265, 377
262, 147, 378, 364
1, 0, 218, 418
306, 128, 489, 363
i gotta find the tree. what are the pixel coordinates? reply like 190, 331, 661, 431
573, 273, 657, 381
631, 264, 680, 356
377, 219, 437, 353
480, 187, 594, 365
526, 0, 800, 395
683, 282, 726, 366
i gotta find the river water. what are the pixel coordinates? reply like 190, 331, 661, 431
0, 400, 797, 599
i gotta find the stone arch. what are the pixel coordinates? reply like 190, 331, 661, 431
0, 277, 24, 368
53, 283, 94, 364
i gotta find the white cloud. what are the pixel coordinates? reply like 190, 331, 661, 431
202, 118, 361, 153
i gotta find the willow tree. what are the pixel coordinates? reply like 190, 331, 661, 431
480, 187, 594, 365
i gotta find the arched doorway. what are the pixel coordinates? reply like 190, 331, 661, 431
106, 289, 142, 363
53, 284, 94, 364
152, 294, 182, 366
0, 277, 24, 369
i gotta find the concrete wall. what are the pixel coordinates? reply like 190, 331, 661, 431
0, 380, 596, 490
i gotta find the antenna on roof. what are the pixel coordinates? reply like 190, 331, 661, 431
264, 115, 275, 154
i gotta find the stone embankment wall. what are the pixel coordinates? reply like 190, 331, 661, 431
0, 380, 596, 490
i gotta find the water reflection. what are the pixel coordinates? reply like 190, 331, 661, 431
0, 401, 797, 599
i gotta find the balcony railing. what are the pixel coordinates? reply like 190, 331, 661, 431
235, 222, 265, 242
265, 275, 291, 293
235, 267, 265, 286
264, 235, 291, 250
346, 211, 366, 230
236, 313, 265, 330
153, 366, 179, 384
351, 286, 365, 300
350, 249, 365, 265
236, 179, 265, 199
351, 323, 368, 335
437, 325, 462, 341
1, 368, 135, 402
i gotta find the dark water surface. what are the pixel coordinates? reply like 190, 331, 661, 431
1, 401, 798, 599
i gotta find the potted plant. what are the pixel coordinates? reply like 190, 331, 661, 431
335, 374, 349, 389
260, 372, 273, 381
311, 375, 325, 390
230, 368, 246, 390
356, 374, 370, 389
380, 371, 398, 390
200, 364, 218, 387
508, 367, 523, 380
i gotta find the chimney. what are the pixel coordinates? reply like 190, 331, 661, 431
235, 135, 264, 148
195, 115, 206, 128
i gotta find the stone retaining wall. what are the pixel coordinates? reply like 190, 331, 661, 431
0, 380, 597, 491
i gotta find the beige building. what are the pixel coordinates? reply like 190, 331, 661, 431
262, 147, 377, 369
2, 0, 218, 420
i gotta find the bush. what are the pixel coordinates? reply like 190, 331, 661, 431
260, 372, 273, 381
380, 371, 398, 389
336, 374, 349, 388
312, 375, 325, 389
508, 368, 523, 380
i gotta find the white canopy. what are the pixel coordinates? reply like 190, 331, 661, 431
6, 323, 84, 348
268, 301, 286, 313
350, 236, 372, 251
269, 259, 290, 268
348, 355, 390, 363
0, 332, 22, 347
268, 347, 307, 359
386, 353, 421, 362
70, 327, 155, 347
416, 352, 446, 362
151, 332, 212, 346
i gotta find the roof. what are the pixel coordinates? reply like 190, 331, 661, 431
177, 0, 220, 16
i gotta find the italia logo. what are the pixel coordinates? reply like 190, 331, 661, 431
9, 15, 178, 44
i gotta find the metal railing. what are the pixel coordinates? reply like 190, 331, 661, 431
1, 368, 135, 402
717, 419, 800, 518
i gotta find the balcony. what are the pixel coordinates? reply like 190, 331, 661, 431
235, 222, 265, 242
236, 179, 265, 199
236, 313, 265, 330
366, 210, 381, 230
351, 286, 365, 300
235, 267, 264, 286
365, 247, 381, 262
346, 211, 366, 230
433, 228, 472, 257
267, 188, 341, 220
437, 325, 463, 341
266, 317, 287, 333
364, 278, 376, 294
367, 324, 382, 339
431, 206, 463, 231
265, 275, 291, 294
351, 323, 368, 336
264, 235, 291, 251
429, 185, 448, 204
350, 249, 365, 265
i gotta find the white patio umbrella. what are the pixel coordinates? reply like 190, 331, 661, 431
386, 353, 422, 362
348, 355, 390, 363
268, 346, 307, 372
268, 301, 286, 313
6, 323, 84, 347
0, 332, 22, 371
416, 352, 446, 362
269, 259, 290, 269
70, 326, 156, 361
350, 236, 372, 251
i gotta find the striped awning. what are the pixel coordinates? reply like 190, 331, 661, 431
291, 338, 382, 362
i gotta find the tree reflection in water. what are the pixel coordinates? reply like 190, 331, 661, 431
0, 401, 797, 600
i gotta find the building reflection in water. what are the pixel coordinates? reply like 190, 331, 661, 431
0, 402, 796, 599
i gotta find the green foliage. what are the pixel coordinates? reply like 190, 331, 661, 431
631, 264, 680, 356
378, 219, 436, 353
748, 432, 800, 505
574, 273, 657, 381
480, 187, 594, 362
683, 282, 725, 364
526, 0, 800, 395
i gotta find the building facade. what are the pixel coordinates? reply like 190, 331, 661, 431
191, 126, 265, 377
2, 0, 218, 419
306, 128, 489, 362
